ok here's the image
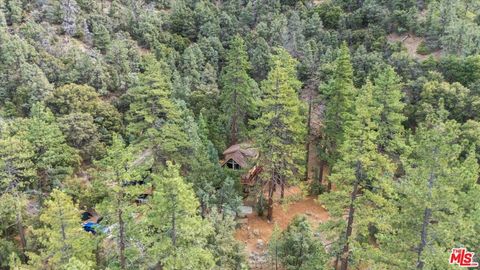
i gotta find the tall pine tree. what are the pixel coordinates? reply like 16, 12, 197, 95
252, 48, 306, 220
220, 35, 258, 145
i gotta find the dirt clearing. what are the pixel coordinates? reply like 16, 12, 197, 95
235, 186, 329, 269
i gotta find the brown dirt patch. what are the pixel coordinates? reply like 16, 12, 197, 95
235, 186, 329, 266
387, 33, 442, 61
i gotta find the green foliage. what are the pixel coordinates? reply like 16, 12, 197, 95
252, 48, 306, 188
29, 190, 95, 269
1, 1, 480, 269
416, 40, 430, 55
207, 210, 247, 269
320, 81, 395, 269
144, 162, 215, 269
220, 35, 258, 145
271, 216, 329, 270
21, 103, 80, 190
371, 66, 407, 157
314, 2, 342, 29
0, 134, 35, 191
94, 134, 148, 269
320, 43, 356, 166
380, 112, 480, 269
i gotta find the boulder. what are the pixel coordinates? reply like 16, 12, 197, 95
256, 239, 265, 249
238, 205, 253, 218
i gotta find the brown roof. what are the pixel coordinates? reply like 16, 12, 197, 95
221, 143, 258, 168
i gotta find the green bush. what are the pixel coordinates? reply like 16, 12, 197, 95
416, 40, 430, 55
309, 181, 326, 195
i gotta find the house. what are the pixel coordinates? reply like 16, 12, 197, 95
221, 143, 262, 191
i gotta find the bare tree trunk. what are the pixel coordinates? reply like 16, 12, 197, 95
280, 181, 285, 199
16, 210, 27, 263
230, 90, 238, 145
305, 94, 312, 181
319, 160, 325, 185
267, 180, 275, 221
334, 255, 340, 270
340, 161, 362, 270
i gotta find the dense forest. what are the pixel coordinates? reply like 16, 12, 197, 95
1, 0, 480, 269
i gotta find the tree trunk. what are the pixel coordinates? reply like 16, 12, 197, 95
230, 90, 238, 145
118, 195, 126, 270
16, 210, 27, 263
416, 208, 431, 270
334, 255, 340, 270
59, 208, 69, 264
280, 181, 285, 199
416, 172, 435, 269
319, 160, 325, 185
340, 161, 362, 270
172, 200, 177, 248
13, 192, 27, 263
305, 94, 312, 181
267, 180, 275, 221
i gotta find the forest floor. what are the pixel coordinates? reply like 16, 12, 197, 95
387, 33, 442, 61
235, 186, 329, 269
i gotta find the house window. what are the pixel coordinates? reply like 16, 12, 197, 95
226, 159, 240, 170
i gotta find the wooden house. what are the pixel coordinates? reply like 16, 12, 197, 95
221, 143, 262, 191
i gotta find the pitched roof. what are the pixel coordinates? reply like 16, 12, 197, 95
221, 143, 259, 168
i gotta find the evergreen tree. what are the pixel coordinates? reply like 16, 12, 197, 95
380, 112, 480, 269
29, 189, 95, 269
319, 82, 395, 270
207, 210, 247, 269
220, 35, 258, 145
125, 56, 191, 166
273, 216, 329, 270
372, 66, 406, 157
95, 134, 147, 270
144, 162, 215, 270
0, 134, 35, 262
252, 48, 306, 220
21, 103, 80, 193
320, 43, 357, 188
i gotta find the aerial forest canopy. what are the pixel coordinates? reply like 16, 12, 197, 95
0, 0, 480, 269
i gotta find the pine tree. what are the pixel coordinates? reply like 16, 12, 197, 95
29, 189, 95, 269
207, 210, 247, 269
0, 192, 28, 267
220, 35, 258, 145
274, 216, 329, 270
252, 48, 306, 220
380, 111, 480, 269
21, 103, 80, 193
268, 224, 282, 270
144, 162, 215, 269
320, 43, 357, 189
319, 82, 395, 270
0, 134, 35, 263
94, 134, 146, 270
372, 66, 406, 157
